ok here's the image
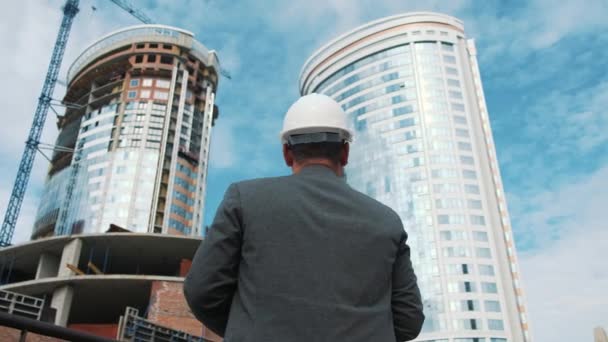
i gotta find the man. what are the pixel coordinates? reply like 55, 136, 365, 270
184, 94, 424, 341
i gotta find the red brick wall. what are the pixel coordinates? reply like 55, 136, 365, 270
148, 280, 222, 341
68, 324, 118, 339
179, 259, 192, 277
0, 326, 66, 342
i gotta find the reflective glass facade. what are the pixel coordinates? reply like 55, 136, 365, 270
301, 13, 529, 342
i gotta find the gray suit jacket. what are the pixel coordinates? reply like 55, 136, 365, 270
184, 165, 424, 341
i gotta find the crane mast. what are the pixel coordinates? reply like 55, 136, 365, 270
0, 0, 80, 247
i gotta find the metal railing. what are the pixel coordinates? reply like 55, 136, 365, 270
0, 290, 44, 320
117, 307, 212, 342
0, 310, 116, 342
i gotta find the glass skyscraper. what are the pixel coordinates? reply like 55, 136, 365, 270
300, 12, 530, 342
32, 25, 220, 239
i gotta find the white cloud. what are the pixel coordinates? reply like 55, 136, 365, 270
516, 164, 608, 341
527, 0, 608, 49
524, 80, 608, 156
209, 119, 237, 169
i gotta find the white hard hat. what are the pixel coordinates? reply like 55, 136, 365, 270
280, 93, 353, 144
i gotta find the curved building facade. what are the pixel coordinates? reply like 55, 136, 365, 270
33, 25, 220, 239
301, 12, 530, 342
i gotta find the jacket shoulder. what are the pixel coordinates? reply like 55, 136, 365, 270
349, 188, 404, 231
230, 175, 291, 193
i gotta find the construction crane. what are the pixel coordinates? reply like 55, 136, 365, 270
109, 0, 153, 24
0, 0, 80, 247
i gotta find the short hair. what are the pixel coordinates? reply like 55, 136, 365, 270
289, 142, 343, 165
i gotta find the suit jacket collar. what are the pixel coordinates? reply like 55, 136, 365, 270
297, 164, 345, 181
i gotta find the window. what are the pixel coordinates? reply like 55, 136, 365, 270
430, 127, 451, 137
468, 199, 482, 209
471, 215, 486, 225
484, 300, 501, 312
478, 265, 495, 276
433, 183, 460, 194
449, 299, 479, 312
446, 67, 458, 75
441, 42, 454, 52
443, 246, 470, 258
476, 247, 492, 258
443, 55, 456, 63
436, 198, 463, 209
163, 44, 172, 50
134, 55, 143, 63
458, 141, 477, 152
481, 282, 498, 293
461, 156, 475, 165
127, 91, 137, 99
148, 54, 157, 63
491, 339, 507, 342
452, 103, 465, 111
140, 90, 151, 99
129, 79, 139, 87
160, 56, 173, 64
488, 319, 504, 330
432, 169, 458, 179
455, 339, 484, 342
456, 128, 469, 137
454, 116, 468, 125
440, 230, 467, 241
446, 263, 470, 275
463, 169, 476, 179
449, 91, 463, 99
149, 43, 158, 48
465, 184, 480, 194
156, 79, 171, 88
154, 91, 169, 100
472, 231, 488, 241
453, 318, 480, 330
430, 141, 453, 151
142, 78, 153, 87
447, 79, 460, 87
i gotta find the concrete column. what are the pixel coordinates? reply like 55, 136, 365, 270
35, 253, 60, 279
51, 285, 74, 326
58, 238, 82, 277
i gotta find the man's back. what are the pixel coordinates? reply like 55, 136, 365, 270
185, 165, 424, 341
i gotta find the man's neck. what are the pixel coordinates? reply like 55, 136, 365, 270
292, 159, 343, 176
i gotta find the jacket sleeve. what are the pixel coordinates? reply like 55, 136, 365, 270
392, 230, 425, 341
184, 183, 243, 337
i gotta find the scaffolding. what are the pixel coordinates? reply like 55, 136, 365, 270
117, 307, 211, 342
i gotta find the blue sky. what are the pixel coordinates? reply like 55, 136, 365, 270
0, 0, 607, 340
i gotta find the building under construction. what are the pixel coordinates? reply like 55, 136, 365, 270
0, 25, 223, 341
33, 24, 220, 239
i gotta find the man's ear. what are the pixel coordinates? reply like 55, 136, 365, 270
283, 144, 294, 167
340, 143, 349, 167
